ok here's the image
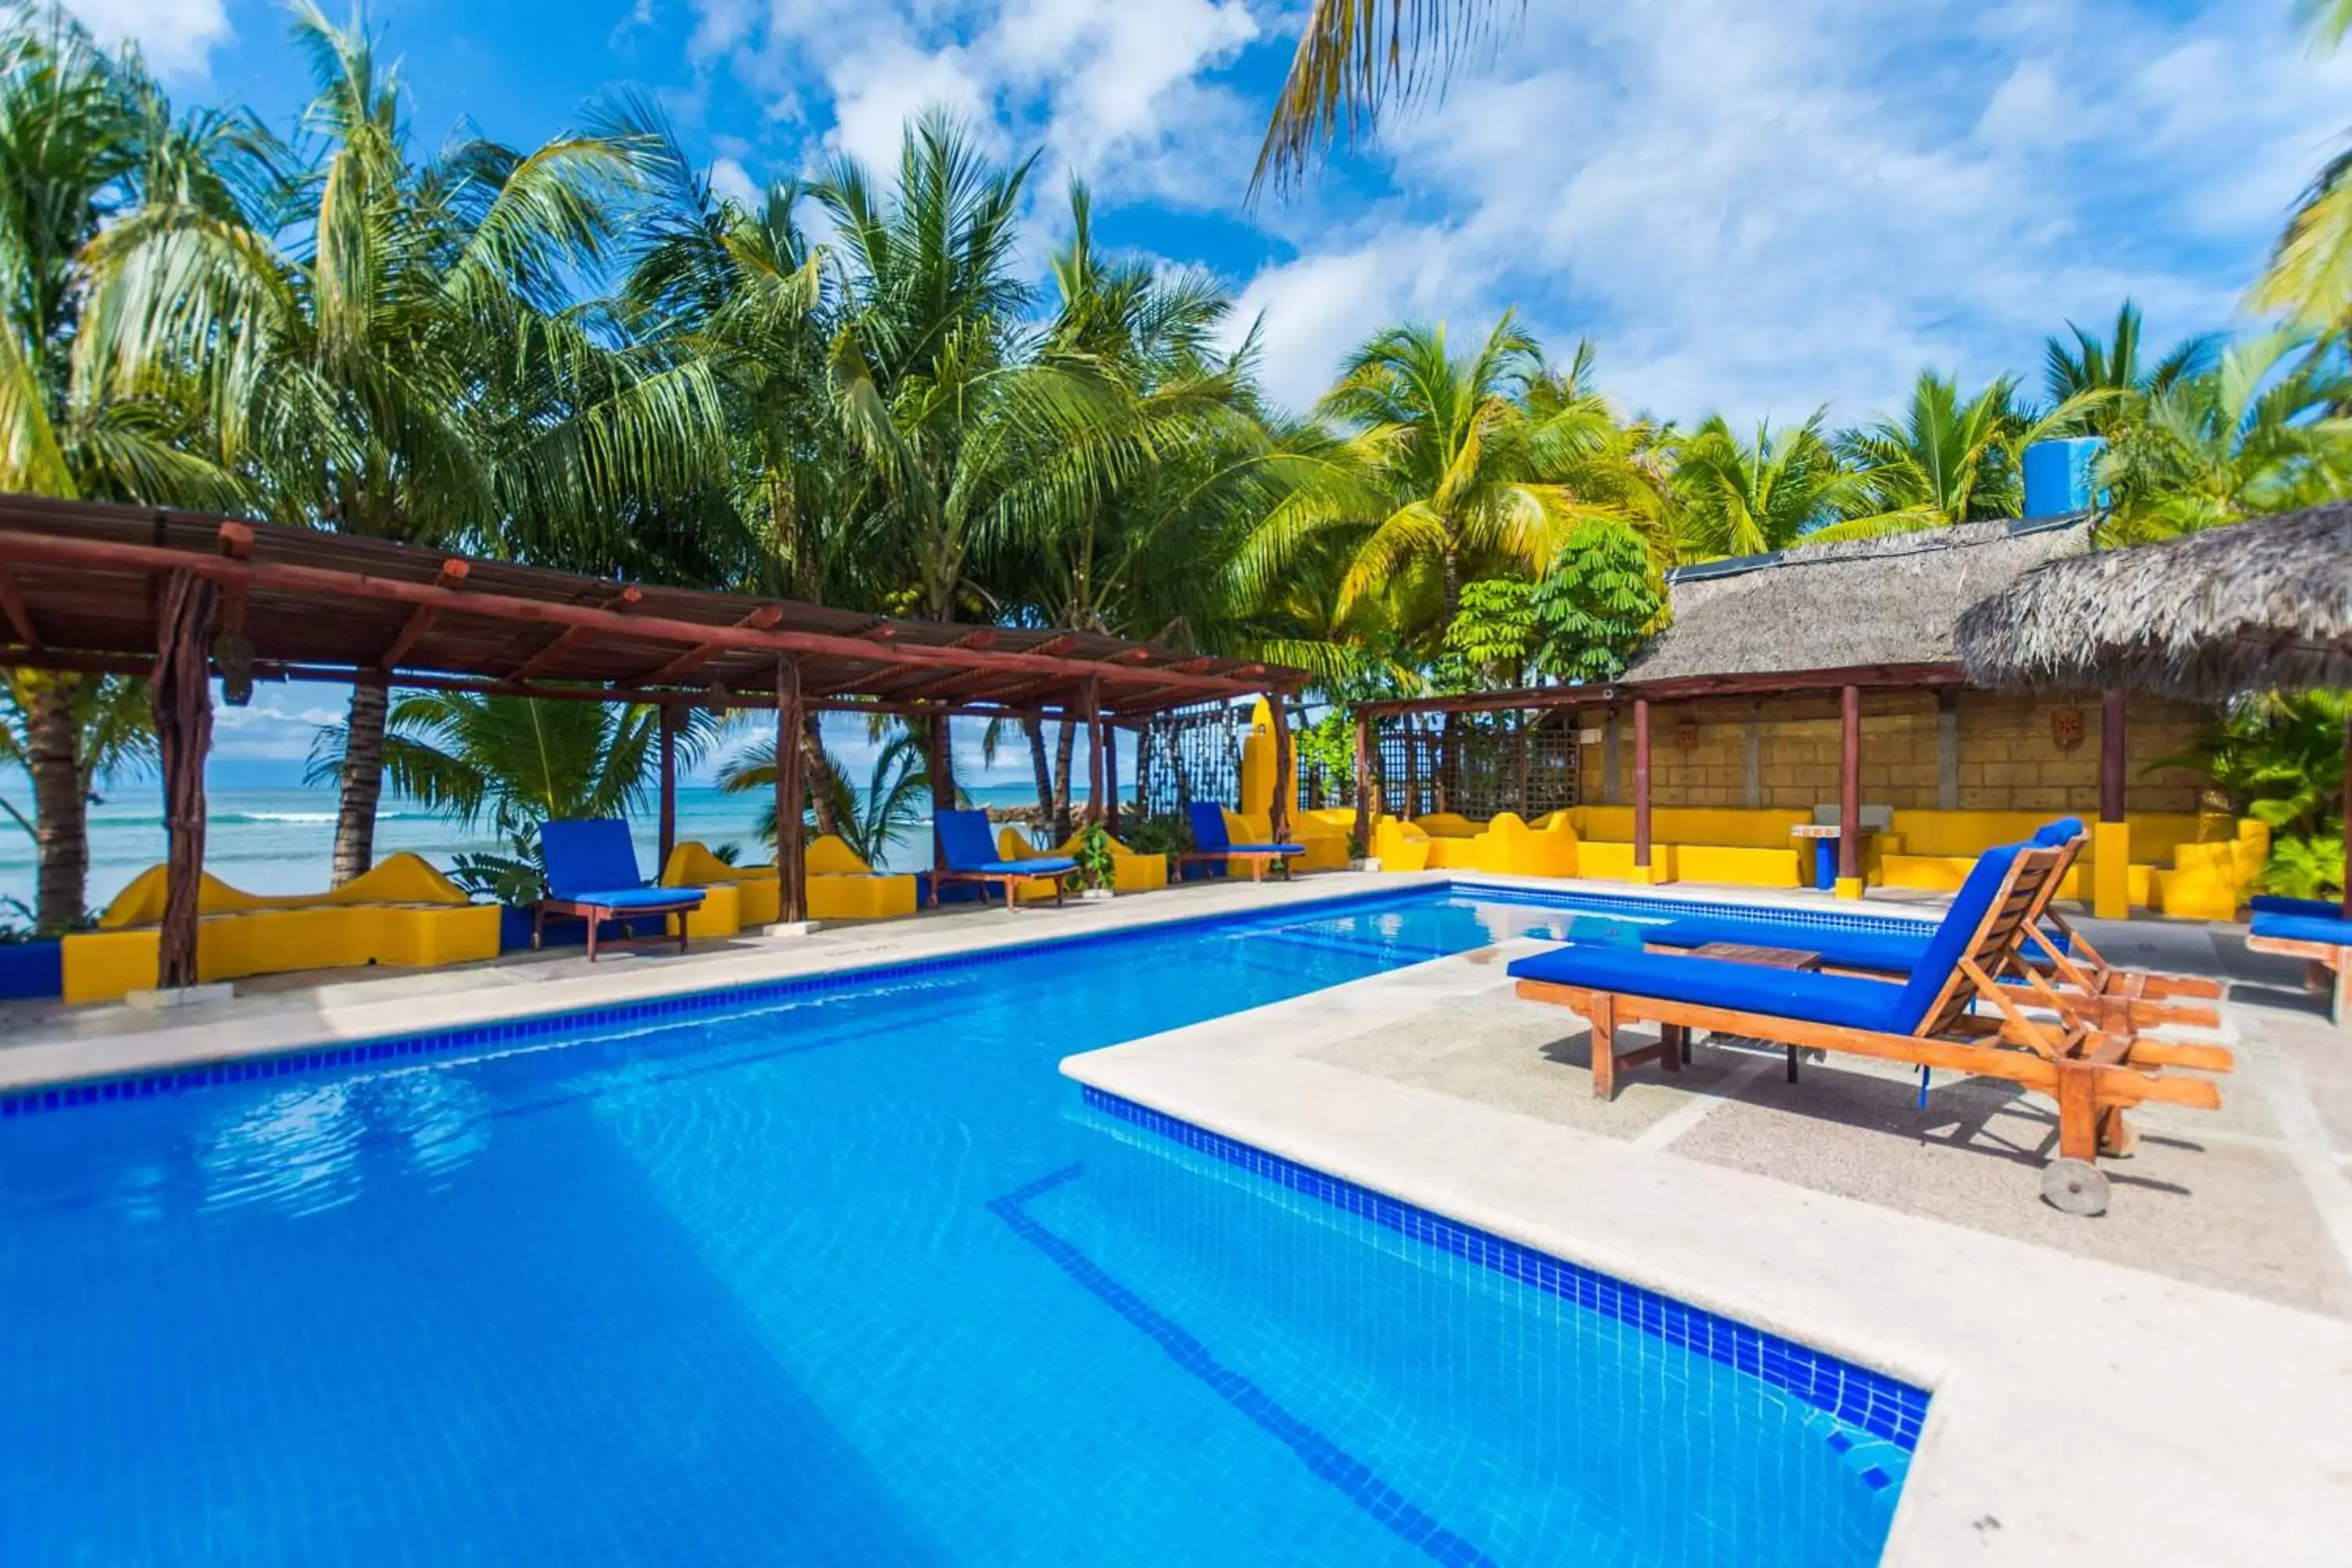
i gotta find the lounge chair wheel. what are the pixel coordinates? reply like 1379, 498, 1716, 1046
2040, 1158, 2109, 1218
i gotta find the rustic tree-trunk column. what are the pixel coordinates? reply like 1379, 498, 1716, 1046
24, 678, 86, 931
775, 659, 806, 924
1103, 719, 1120, 837
329, 681, 388, 886
2094, 686, 2131, 920
1083, 680, 1105, 826
657, 703, 678, 873
152, 570, 218, 992
1352, 711, 1372, 855
1838, 684, 1861, 894
1403, 717, 1422, 819
1268, 693, 1294, 847
1632, 697, 1653, 881
2341, 717, 2350, 920
927, 712, 954, 871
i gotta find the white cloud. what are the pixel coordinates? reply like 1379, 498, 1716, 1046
1230, 0, 2352, 424
60, 0, 230, 79
825, 39, 994, 169
708, 154, 760, 207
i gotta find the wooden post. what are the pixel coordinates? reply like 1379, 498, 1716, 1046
1403, 717, 1422, 819
152, 570, 217, 993
1083, 679, 1105, 825
1352, 712, 1372, 853
2100, 688, 2127, 824
1632, 697, 1652, 880
1838, 684, 1861, 891
1103, 720, 1121, 837
657, 703, 678, 873
775, 658, 806, 923
927, 711, 954, 870
2342, 715, 2350, 920
1268, 693, 1294, 846
1516, 711, 1532, 816
2094, 686, 2131, 920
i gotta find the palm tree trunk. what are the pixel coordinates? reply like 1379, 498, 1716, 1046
1442, 546, 1462, 624
27, 681, 87, 931
800, 712, 840, 837
1052, 719, 1078, 840
332, 683, 389, 886
1023, 717, 1054, 823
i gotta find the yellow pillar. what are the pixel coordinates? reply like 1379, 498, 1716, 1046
2092, 820, 2131, 920
1236, 697, 1280, 840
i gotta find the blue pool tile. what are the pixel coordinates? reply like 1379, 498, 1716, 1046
1081, 1085, 1931, 1454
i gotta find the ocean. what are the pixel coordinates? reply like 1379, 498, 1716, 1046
0, 782, 1058, 918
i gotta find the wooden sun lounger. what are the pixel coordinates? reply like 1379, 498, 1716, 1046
1515, 844, 2234, 1214
2007, 829, 2223, 1029
2245, 909, 2352, 1025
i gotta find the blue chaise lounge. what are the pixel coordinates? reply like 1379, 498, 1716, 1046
1177, 801, 1305, 883
1508, 842, 2232, 1213
935, 810, 1076, 912
2247, 895, 2352, 1024
1634, 820, 2220, 1031
537, 818, 706, 961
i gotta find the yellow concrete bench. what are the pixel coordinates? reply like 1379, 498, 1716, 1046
62, 855, 501, 1004
1000, 826, 1169, 894
661, 838, 917, 926
1879, 810, 2252, 913
1374, 811, 1579, 877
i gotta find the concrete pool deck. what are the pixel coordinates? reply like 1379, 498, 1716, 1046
1063, 893, 2352, 1565
5, 869, 2347, 1561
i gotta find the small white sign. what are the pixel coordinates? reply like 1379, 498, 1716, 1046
1576, 728, 1605, 745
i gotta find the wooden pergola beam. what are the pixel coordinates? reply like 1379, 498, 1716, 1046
1356, 662, 1968, 719
639, 603, 782, 684
375, 559, 469, 670
506, 585, 641, 681
0, 530, 1277, 701
0, 563, 42, 649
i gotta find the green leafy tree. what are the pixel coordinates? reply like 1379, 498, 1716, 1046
2041, 301, 2210, 432
1531, 517, 1661, 683
82, 2, 723, 884
2096, 332, 2352, 542
1667, 412, 1865, 561
1436, 578, 1539, 691
2160, 690, 2349, 900
0, 6, 248, 929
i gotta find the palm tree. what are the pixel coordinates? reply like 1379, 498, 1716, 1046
717, 723, 931, 866
0, 7, 250, 930
1814, 372, 2067, 540
0, 673, 155, 930
1668, 412, 1867, 561
2096, 332, 2352, 541
78, 2, 722, 885
2042, 302, 2210, 422
307, 691, 720, 902
1254, 0, 1519, 199
1236, 314, 1613, 655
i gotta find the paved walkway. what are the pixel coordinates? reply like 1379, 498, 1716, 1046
1064, 900, 2352, 1566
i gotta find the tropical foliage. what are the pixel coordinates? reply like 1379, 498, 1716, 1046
2161, 691, 2349, 900
3, 0, 2352, 911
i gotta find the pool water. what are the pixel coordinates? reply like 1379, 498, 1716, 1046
0, 889, 1910, 1565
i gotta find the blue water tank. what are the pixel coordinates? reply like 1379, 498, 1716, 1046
2021, 437, 2104, 520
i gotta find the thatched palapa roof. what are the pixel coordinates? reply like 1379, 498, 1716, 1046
1624, 515, 2093, 682
1955, 505, 2352, 702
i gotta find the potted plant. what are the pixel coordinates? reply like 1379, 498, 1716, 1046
1347, 822, 1379, 873
1122, 815, 1184, 881
1072, 823, 1120, 901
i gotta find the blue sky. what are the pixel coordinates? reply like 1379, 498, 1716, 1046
43, 0, 2352, 782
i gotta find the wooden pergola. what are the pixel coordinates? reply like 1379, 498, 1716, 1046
0, 496, 1303, 989
1352, 660, 2134, 887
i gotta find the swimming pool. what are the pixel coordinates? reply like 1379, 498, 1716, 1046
0, 887, 1917, 1565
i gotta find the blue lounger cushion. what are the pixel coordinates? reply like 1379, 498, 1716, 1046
1515, 841, 2027, 1036
539, 819, 702, 909
1185, 801, 1302, 858
1641, 917, 1936, 975
2250, 910, 2352, 946
2250, 895, 2346, 921
936, 809, 1072, 877
562, 885, 705, 912
1508, 945, 1913, 1033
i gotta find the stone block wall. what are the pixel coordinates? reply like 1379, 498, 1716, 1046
1577, 689, 2212, 815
